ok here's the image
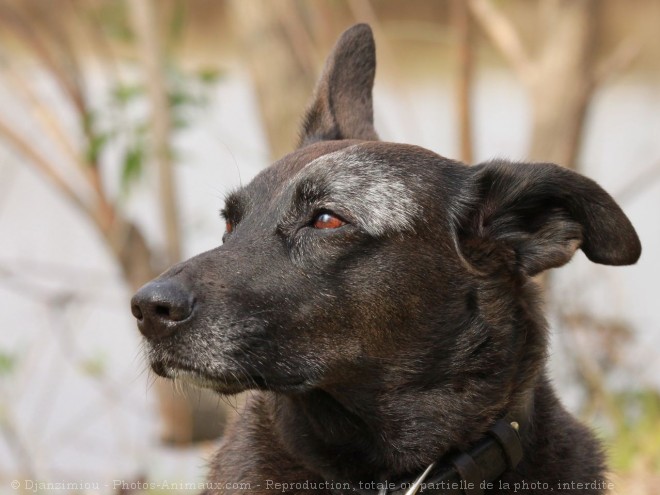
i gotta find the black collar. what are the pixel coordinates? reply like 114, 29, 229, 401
390, 418, 523, 495
350, 396, 534, 495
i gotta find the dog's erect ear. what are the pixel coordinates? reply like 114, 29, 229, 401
458, 160, 641, 276
298, 24, 378, 148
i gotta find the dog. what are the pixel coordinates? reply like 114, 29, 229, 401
131, 24, 641, 495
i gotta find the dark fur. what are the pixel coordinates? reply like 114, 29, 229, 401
132, 24, 641, 494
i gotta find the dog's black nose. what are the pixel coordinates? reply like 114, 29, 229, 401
131, 279, 195, 339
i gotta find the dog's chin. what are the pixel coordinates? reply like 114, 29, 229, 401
150, 360, 311, 395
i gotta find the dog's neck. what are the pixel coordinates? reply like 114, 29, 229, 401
269, 280, 545, 487
270, 378, 537, 488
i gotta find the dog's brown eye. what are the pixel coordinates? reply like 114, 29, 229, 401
313, 212, 346, 229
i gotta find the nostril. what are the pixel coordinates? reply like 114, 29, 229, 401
150, 302, 193, 323
167, 298, 195, 322
131, 303, 144, 320
154, 304, 171, 318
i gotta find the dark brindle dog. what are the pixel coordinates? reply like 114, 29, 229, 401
131, 24, 641, 495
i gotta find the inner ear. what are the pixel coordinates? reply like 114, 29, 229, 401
457, 160, 641, 277
298, 24, 379, 148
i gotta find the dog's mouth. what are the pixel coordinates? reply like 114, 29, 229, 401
150, 359, 310, 395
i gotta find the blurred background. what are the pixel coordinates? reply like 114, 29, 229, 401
0, 0, 658, 493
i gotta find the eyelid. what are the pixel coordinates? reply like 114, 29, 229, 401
313, 206, 352, 222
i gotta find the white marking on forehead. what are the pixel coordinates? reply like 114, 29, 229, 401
293, 145, 420, 236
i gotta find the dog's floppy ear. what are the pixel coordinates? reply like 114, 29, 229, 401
457, 160, 641, 276
298, 23, 378, 148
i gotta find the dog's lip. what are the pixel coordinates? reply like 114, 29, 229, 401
150, 360, 309, 393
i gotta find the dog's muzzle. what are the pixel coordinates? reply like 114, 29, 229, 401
131, 279, 195, 340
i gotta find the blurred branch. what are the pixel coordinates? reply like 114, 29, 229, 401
0, 263, 146, 449
0, 2, 86, 115
451, 0, 474, 164
70, 0, 120, 69
228, 0, 317, 159
130, 1, 229, 445
379, 20, 452, 44
471, 0, 601, 168
0, 113, 115, 234
537, 0, 562, 37
346, 0, 418, 140
594, 36, 643, 85
0, 263, 118, 304
0, 0, 226, 446
467, 0, 533, 84
0, 161, 19, 214
45, 302, 146, 429
0, 3, 115, 232
0, 414, 36, 480
0, 117, 88, 216
1, 56, 88, 173
37, 1, 118, 216
130, 0, 181, 265
23, 0, 87, 103
275, 3, 318, 76
556, 309, 627, 422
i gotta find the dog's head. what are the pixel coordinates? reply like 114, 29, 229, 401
131, 25, 640, 434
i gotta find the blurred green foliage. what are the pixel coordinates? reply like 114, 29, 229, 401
608, 389, 660, 472
0, 350, 16, 376
80, 353, 107, 378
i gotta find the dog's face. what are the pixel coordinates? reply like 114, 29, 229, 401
131, 25, 640, 423
135, 138, 476, 395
